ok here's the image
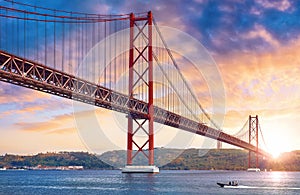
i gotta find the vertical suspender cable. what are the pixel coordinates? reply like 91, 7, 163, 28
79, 16, 81, 76
78, 15, 81, 78
35, 5, 38, 61
54, 10, 56, 69
142, 22, 145, 101
76, 17, 79, 76
23, 12, 26, 58
104, 20, 106, 87
114, 20, 117, 89
5, 8, 8, 52
0, 9, 1, 50
10, 11, 13, 54
69, 12, 72, 75
96, 20, 98, 83
122, 20, 125, 92
17, 18, 19, 55
45, 15, 47, 66
81, 21, 83, 78
125, 20, 128, 93
9, 0, 12, 53
167, 50, 170, 111
137, 23, 140, 99
98, 15, 101, 84
109, 20, 111, 90
92, 19, 95, 83
84, 14, 87, 79
62, 17, 65, 72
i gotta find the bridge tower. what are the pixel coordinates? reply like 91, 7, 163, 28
122, 11, 159, 173
217, 141, 222, 149
248, 115, 259, 169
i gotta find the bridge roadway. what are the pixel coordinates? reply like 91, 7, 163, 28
0, 50, 269, 157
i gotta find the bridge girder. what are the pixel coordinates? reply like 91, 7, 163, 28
0, 50, 270, 158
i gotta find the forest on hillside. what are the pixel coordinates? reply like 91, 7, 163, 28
1, 149, 300, 171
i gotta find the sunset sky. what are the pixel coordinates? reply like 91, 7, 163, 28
0, 0, 300, 157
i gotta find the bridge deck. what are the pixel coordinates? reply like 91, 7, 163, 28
0, 50, 269, 156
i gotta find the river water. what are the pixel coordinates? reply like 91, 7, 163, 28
0, 170, 299, 194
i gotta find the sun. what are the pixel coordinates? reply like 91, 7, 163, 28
270, 149, 282, 159
266, 135, 290, 158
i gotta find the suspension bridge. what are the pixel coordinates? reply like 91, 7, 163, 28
0, 1, 270, 173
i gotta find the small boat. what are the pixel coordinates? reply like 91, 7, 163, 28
217, 181, 238, 188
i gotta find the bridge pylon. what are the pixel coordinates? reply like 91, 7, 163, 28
122, 11, 159, 173
248, 115, 259, 170
217, 141, 222, 149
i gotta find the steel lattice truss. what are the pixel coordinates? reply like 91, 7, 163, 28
248, 115, 259, 167
0, 50, 270, 157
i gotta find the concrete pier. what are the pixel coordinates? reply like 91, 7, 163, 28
121, 165, 159, 173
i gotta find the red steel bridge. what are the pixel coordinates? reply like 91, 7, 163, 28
0, 1, 270, 169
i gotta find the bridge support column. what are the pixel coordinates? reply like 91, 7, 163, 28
217, 141, 222, 149
248, 115, 259, 170
122, 11, 159, 173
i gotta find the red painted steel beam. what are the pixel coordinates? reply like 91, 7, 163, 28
126, 11, 154, 165
127, 12, 135, 166
148, 11, 154, 165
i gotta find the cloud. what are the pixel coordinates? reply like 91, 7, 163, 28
3, 0, 300, 58
215, 36, 300, 114
14, 113, 75, 133
46, 127, 75, 135
13, 108, 112, 134
0, 104, 47, 119
241, 24, 280, 48
0, 83, 72, 120
256, 0, 291, 12
0, 82, 50, 104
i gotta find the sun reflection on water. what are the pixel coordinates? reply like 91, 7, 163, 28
270, 171, 286, 183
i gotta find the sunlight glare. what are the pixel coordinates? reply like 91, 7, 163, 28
266, 134, 290, 159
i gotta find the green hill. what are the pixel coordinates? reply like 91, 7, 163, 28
161, 149, 300, 171
1, 149, 300, 171
161, 149, 249, 170
0, 152, 113, 169
99, 148, 300, 171
99, 148, 184, 168
99, 148, 250, 170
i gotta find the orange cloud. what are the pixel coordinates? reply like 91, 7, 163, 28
46, 127, 76, 135
207, 36, 300, 150
216, 36, 300, 112
15, 113, 75, 133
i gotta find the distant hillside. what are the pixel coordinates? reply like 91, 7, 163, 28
161, 149, 249, 170
99, 148, 250, 170
161, 149, 300, 171
100, 148, 300, 171
99, 148, 184, 168
1, 149, 300, 171
0, 152, 113, 169
266, 150, 300, 171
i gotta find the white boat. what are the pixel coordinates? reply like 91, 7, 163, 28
121, 165, 159, 173
247, 168, 260, 172
0, 167, 7, 171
